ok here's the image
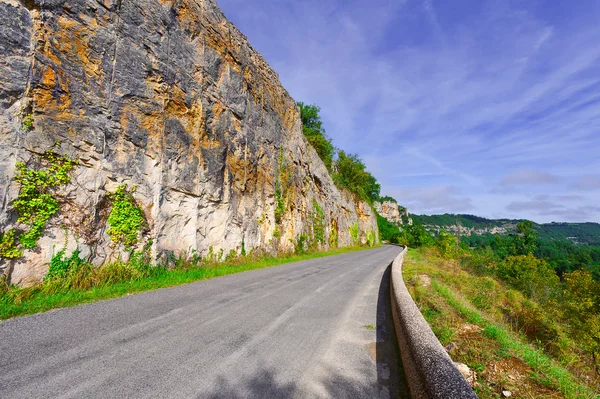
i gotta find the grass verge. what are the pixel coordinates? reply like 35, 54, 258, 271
0, 245, 373, 320
403, 248, 599, 399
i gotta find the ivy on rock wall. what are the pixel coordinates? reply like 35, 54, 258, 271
106, 185, 146, 250
0, 148, 78, 259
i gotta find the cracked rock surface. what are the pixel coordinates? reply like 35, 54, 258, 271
0, 0, 377, 284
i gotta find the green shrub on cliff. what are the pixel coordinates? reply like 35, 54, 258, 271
106, 185, 146, 249
297, 102, 335, 171
0, 229, 22, 259
377, 213, 400, 243
333, 151, 380, 202
311, 199, 325, 245
12, 149, 77, 250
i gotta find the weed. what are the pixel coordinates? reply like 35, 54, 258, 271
106, 184, 146, 250
366, 228, 376, 247
364, 324, 374, 330
311, 199, 325, 245
329, 218, 338, 248
12, 149, 77, 250
0, 229, 22, 259
22, 114, 34, 131
295, 234, 308, 255
349, 222, 359, 246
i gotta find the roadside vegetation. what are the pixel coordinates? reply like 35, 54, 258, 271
0, 245, 374, 320
400, 222, 600, 398
298, 102, 382, 204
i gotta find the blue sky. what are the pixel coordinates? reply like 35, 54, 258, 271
217, 0, 600, 223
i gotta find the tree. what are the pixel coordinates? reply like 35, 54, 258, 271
562, 270, 600, 373
496, 254, 559, 301
399, 222, 433, 248
436, 229, 458, 259
333, 151, 380, 202
297, 102, 335, 171
509, 221, 538, 256
377, 213, 400, 243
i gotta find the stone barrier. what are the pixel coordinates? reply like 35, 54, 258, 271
390, 247, 478, 399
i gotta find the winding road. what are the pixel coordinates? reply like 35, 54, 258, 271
0, 245, 408, 398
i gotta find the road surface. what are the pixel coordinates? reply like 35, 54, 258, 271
0, 245, 408, 398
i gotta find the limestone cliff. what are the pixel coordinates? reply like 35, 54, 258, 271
374, 200, 411, 225
0, 0, 378, 285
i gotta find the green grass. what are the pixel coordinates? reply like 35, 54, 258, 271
0, 245, 373, 320
432, 281, 594, 398
404, 248, 599, 399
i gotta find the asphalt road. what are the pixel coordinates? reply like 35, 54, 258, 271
0, 245, 408, 398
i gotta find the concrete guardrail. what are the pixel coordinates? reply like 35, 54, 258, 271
390, 246, 478, 399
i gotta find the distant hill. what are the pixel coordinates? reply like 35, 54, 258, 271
411, 214, 600, 246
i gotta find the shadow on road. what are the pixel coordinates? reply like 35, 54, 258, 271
376, 263, 410, 399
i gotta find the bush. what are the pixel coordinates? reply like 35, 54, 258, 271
46, 248, 86, 280
333, 151, 380, 202
496, 254, 560, 302
435, 229, 458, 259
12, 150, 77, 249
297, 102, 335, 171
107, 185, 146, 249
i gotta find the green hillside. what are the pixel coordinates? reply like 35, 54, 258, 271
411, 214, 600, 246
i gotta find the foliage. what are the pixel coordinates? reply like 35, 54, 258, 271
496, 254, 560, 301
508, 221, 538, 256
398, 222, 433, 248
377, 196, 397, 203
435, 229, 458, 259
329, 219, 338, 248
274, 184, 285, 224
12, 150, 77, 249
333, 151, 380, 202
405, 249, 599, 398
46, 248, 86, 280
376, 213, 400, 243
311, 199, 325, 245
413, 212, 600, 246
22, 114, 34, 131
0, 229, 22, 259
294, 234, 308, 255
349, 222, 360, 246
562, 271, 600, 373
366, 229, 376, 247
297, 102, 335, 171
274, 151, 287, 225
106, 185, 146, 249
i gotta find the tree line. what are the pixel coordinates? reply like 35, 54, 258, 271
298, 102, 381, 204
407, 220, 600, 374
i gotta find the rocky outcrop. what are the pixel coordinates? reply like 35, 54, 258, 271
425, 225, 508, 236
374, 200, 411, 225
0, 0, 378, 285
374, 201, 401, 224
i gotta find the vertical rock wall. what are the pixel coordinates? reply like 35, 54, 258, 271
0, 0, 378, 285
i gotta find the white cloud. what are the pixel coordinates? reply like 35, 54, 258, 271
217, 0, 600, 221
500, 170, 560, 186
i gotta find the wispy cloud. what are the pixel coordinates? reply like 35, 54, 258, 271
392, 186, 474, 214
572, 175, 600, 191
500, 170, 560, 186
217, 0, 600, 222
506, 195, 600, 222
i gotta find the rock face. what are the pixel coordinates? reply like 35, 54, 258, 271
374, 201, 401, 224
0, 0, 378, 285
374, 200, 411, 225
